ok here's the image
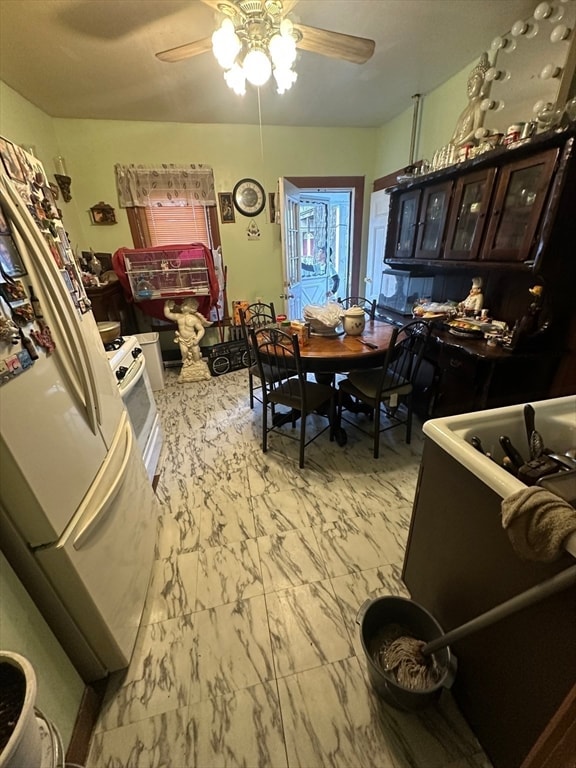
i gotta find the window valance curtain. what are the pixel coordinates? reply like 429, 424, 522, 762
115, 163, 216, 208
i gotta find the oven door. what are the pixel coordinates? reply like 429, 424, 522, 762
117, 354, 158, 470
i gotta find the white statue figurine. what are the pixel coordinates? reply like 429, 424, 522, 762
459, 277, 484, 314
164, 297, 212, 382
450, 52, 490, 149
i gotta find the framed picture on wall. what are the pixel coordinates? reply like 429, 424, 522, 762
218, 192, 235, 224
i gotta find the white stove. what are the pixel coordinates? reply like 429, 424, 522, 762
106, 334, 163, 482
105, 335, 134, 371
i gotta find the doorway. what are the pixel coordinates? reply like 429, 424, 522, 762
279, 176, 365, 319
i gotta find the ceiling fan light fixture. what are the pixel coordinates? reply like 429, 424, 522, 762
273, 65, 297, 94
212, 19, 241, 68
269, 30, 297, 68
224, 64, 247, 95
243, 48, 273, 86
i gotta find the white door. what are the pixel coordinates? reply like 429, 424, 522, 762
278, 177, 301, 318
364, 189, 390, 303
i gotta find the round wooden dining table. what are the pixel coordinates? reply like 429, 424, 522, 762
299, 320, 396, 374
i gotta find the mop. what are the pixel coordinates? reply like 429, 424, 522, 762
380, 487, 576, 691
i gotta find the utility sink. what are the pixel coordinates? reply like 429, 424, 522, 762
423, 395, 576, 556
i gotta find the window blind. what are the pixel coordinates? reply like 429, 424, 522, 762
144, 195, 212, 247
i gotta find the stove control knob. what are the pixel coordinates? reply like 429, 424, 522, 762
116, 365, 128, 381
132, 346, 143, 359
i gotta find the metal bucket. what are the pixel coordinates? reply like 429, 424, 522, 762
356, 596, 457, 711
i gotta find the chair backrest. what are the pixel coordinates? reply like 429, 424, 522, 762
248, 326, 306, 404
337, 296, 377, 321
239, 302, 276, 351
378, 319, 431, 396
244, 301, 276, 329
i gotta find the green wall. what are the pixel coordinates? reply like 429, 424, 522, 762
374, 62, 471, 178
52, 118, 378, 311
0, 553, 84, 750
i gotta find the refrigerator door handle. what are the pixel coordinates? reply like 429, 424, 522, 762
0, 177, 100, 433
47, 412, 134, 551
70, 414, 134, 550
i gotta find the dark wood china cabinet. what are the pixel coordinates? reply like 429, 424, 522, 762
480, 148, 559, 263
391, 181, 453, 260
444, 168, 496, 261
382, 126, 576, 415
392, 188, 421, 259
414, 181, 453, 260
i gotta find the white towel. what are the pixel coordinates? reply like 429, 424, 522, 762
501, 486, 576, 562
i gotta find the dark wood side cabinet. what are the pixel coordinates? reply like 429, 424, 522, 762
414, 327, 559, 418
86, 280, 137, 335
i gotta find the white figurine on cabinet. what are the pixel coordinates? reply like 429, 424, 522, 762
459, 277, 484, 314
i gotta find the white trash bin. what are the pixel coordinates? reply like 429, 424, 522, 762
135, 333, 164, 391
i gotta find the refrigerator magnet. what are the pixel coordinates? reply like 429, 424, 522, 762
10, 302, 34, 326
0, 280, 26, 303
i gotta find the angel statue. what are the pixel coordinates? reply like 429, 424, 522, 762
164, 297, 213, 382
450, 52, 490, 149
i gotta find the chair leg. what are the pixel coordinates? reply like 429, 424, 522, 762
299, 413, 306, 468
329, 396, 335, 442
405, 397, 413, 444
373, 402, 381, 459
262, 399, 268, 454
248, 372, 255, 409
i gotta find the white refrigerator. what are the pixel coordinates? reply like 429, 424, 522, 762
0, 150, 159, 682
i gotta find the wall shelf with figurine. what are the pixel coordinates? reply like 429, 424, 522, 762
123, 246, 211, 302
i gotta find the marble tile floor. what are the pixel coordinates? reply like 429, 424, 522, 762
87, 369, 493, 768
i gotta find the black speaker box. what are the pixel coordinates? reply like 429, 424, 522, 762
206, 339, 252, 376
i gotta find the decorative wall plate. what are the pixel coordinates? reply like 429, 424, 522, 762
232, 178, 265, 217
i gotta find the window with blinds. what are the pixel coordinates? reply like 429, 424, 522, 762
144, 199, 212, 247
127, 196, 220, 252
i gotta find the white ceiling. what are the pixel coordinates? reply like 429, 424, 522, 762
0, 0, 539, 128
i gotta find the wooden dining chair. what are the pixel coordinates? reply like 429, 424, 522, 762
337, 319, 431, 458
238, 302, 276, 408
337, 296, 377, 321
249, 326, 335, 468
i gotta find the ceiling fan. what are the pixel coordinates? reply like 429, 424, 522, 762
155, 0, 375, 81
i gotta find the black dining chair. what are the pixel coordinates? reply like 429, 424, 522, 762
337, 296, 377, 321
238, 302, 276, 408
336, 319, 431, 458
249, 326, 335, 468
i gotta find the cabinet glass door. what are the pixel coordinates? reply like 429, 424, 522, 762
393, 189, 421, 259
414, 181, 453, 259
444, 168, 496, 261
481, 149, 558, 262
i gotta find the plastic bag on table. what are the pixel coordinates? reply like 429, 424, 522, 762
303, 302, 343, 333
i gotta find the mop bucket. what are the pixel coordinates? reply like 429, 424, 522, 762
356, 596, 457, 711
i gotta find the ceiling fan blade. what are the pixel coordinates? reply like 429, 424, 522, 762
199, 0, 233, 11
156, 37, 213, 63
294, 24, 375, 64
282, 0, 300, 13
